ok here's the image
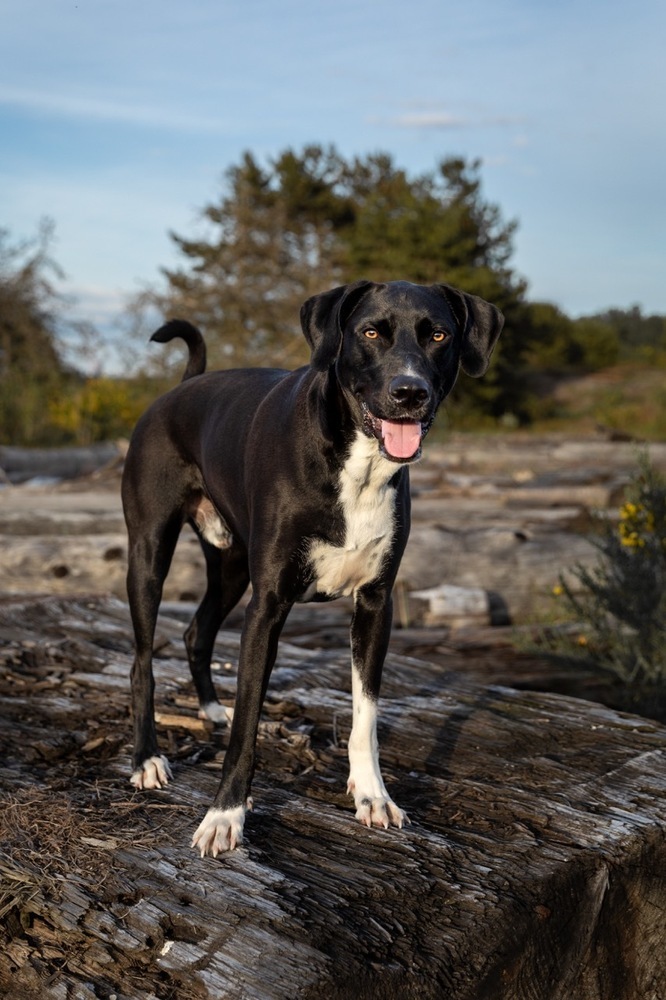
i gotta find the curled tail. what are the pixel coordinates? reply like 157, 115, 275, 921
151, 319, 207, 381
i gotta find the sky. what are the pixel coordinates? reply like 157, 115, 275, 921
1, 0, 665, 368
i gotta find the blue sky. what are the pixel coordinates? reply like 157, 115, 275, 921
1, 0, 665, 365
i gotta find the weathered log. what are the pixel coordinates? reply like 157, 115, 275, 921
408, 582, 512, 628
0, 443, 124, 484
1, 433, 666, 619
1, 595, 665, 999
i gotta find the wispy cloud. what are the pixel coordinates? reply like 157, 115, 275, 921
391, 111, 468, 129
0, 85, 225, 133
387, 109, 528, 131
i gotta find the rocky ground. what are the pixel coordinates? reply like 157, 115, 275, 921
2, 433, 666, 999
1, 432, 664, 625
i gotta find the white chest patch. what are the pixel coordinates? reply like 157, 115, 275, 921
307, 432, 398, 599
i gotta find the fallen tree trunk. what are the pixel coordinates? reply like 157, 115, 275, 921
1, 595, 665, 999
0, 443, 123, 484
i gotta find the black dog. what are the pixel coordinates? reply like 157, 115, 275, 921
121, 280, 503, 857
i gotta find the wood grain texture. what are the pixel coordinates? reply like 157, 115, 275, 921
1, 596, 665, 999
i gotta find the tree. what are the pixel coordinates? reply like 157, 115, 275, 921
0, 221, 64, 365
521, 303, 619, 372
0, 220, 106, 446
0, 221, 73, 444
341, 156, 520, 296
592, 306, 666, 363
142, 147, 354, 371
130, 147, 533, 414
47, 376, 153, 446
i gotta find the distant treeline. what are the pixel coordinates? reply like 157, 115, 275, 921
2, 147, 665, 446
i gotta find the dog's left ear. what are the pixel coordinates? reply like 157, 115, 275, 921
300, 280, 373, 370
439, 285, 504, 377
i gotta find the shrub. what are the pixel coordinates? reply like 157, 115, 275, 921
47, 377, 152, 445
549, 454, 666, 688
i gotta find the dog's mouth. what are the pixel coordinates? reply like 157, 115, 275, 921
361, 404, 426, 462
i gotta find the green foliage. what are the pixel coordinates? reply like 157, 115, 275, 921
131, 146, 541, 423
0, 220, 106, 446
151, 146, 355, 371
0, 221, 70, 444
593, 306, 666, 362
570, 317, 621, 369
548, 455, 666, 689
532, 310, 623, 371
340, 156, 520, 289
5, 158, 666, 445
47, 376, 157, 445
129, 145, 666, 430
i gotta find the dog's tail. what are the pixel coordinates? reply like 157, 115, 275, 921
151, 319, 207, 381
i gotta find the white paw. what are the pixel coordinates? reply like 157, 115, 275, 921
191, 799, 252, 857
198, 702, 234, 724
347, 779, 409, 829
130, 755, 173, 790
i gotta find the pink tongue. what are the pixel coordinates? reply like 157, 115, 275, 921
380, 420, 422, 459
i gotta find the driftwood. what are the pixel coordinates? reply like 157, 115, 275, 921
0, 443, 124, 485
2, 434, 666, 620
1, 595, 666, 999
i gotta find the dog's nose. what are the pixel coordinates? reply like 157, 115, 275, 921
388, 374, 431, 409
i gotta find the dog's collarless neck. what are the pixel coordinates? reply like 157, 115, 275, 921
305, 367, 359, 452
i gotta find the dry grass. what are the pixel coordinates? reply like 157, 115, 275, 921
0, 784, 193, 920
536, 363, 666, 438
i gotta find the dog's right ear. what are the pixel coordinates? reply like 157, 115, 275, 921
300, 280, 373, 370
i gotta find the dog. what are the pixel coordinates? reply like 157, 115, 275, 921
121, 279, 503, 857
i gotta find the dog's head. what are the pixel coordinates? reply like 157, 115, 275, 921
300, 280, 504, 462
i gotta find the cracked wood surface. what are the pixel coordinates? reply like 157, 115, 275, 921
1, 596, 666, 999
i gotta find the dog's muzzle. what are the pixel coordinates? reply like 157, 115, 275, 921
361, 404, 425, 461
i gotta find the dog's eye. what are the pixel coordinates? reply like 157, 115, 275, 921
432, 330, 450, 343
363, 328, 379, 340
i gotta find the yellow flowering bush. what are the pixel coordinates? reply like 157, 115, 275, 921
550, 453, 666, 690
47, 377, 151, 445
618, 500, 658, 549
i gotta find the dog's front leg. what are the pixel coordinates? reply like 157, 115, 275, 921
191, 592, 291, 857
347, 586, 408, 830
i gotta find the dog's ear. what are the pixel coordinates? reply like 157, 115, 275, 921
300, 280, 373, 370
439, 285, 504, 377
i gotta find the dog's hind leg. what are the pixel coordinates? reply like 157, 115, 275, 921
347, 585, 408, 830
126, 515, 182, 790
184, 538, 249, 724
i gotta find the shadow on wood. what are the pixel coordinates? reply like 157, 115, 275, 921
1, 596, 665, 999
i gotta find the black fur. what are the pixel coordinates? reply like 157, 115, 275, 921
121, 279, 503, 855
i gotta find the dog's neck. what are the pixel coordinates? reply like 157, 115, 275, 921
339, 430, 400, 497
305, 429, 400, 601
305, 367, 359, 456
